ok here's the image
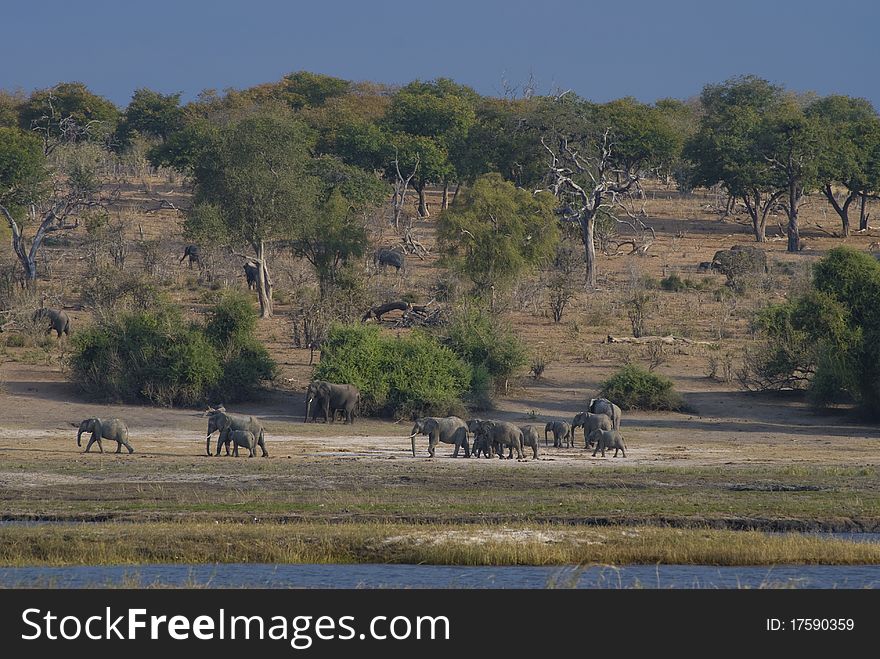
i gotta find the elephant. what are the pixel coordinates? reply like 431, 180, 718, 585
219, 426, 257, 457
478, 420, 525, 460
33, 308, 70, 337
204, 405, 268, 457
519, 425, 540, 459
304, 381, 360, 424
375, 248, 405, 273
588, 429, 627, 458
76, 418, 134, 454
467, 419, 493, 458
571, 412, 613, 448
180, 244, 201, 268
545, 420, 573, 448
588, 398, 622, 431
410, 416, 469, 458
243, 262, 259, 290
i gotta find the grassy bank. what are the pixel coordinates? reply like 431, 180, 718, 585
1, 522, 878, 567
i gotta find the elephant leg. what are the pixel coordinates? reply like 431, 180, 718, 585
452, 439, 460, 458
120, 437, 134, 454
233, 444, 239, 457
115, 441, 122, 454
258, 433, 269, 457
462, 438, 470, 458
428, 433, 439, 458
84, 435, 97, 453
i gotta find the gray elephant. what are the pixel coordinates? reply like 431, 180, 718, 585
304, 381, 360, 424
479, 421, 525, 460
204, 406, 268, 457
588, 398, 622, 430
219, 427, 257, 457
243, 262, 259, 290
544, 420, 573, 448
180, 244, 201, 268
588, 428, 627, 458
375, 248, 405, 273
572, 412, 613, 448
519, 425, 540, 459
76, 418, 134, 454
467, 419, 493, 458
33, 308, 70, 337
410, 416, 469, 458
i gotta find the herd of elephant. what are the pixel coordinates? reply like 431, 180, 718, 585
408, 398, 627, 461
69, 377, 626, 461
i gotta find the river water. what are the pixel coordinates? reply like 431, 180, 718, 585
0, 563, 877, 589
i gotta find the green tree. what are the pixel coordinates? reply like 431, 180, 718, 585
806, 95, 880, 234
684, 76, 787, 243
185, 113, 317, 317
0, 90, 24, 129
118, 88, 184, 145
438, 173, 558, 298
0, 127, 100, 283
19, 82, 118, 154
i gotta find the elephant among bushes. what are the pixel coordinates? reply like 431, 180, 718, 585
180, 244, 201, 268
76, 418, 134, 454
204, 406, 268, 457
304, 381, 360, 424
410, 416, 469, 458
33, 308, 70, 337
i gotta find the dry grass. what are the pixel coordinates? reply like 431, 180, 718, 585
0, 521, 877, 567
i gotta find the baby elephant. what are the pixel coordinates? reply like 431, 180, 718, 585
220, 427, 257, 457
588, 429, 627, 458
545, 420, 573, 448
33, 308, 70, 337
76, 418, 134, 454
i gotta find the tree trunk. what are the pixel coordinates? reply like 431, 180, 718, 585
255, 240, 273, 318
860, 191, 869, 231
787, 185, 801, 253
441, 182, 449, 210
742, 193, 766, 242
581, 214, 596, 289
451, 182, 461, 205
416, 184, 429, 217
822, 184, 855, 237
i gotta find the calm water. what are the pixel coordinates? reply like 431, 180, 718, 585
0, 563, 877, 589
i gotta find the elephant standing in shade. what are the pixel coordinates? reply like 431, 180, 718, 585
304, 381, 360, 424
588, 398, 622, 430
204, 406, 268, 457
571, 412, 613, 448
219, 426, 257, 457
76, 418, 134, 454
410, 416, 470, 458
519, 425, 540, 459
243, 262, 259, 290
375, 248, 405, 273
33, 308, 70, 337
588, 428, 627, 458
545, 420, 573, 447
180, 244, 201, 268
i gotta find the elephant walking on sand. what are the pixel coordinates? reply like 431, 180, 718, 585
588, 398, 622, 430
304, 381, 360, 424
76, 418, 134, 454
588, 429, 627, 458
571, 412, 613, 448
204, 406, 268, 457
410, 416, 470, 458
545, 420, 573, 448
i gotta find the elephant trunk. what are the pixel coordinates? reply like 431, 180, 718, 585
206, 435, 212, 456
76, 428, 83, 447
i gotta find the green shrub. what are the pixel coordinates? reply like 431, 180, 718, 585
313, 323, 471, 418
69, 295, 275, 406
600, 364, 683, 411
438, 305, 527, 393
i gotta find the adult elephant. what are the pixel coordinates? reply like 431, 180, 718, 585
204, 406, 268, 457
410, 416, 469, 458
243, 262, 259, 290
588, 398, 622, 430
304, 381, 360, 424
479, 421, 525, 460
76, 418, 134, 454
180, 244, 201, 268
33, 308, 70, 337
571, 412, 613, 448
519, 425, 540, 459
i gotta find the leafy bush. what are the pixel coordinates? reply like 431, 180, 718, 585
313, 323, 471, 418
69, 294, 275, 406
600, 364, 683, 411
438, 305, 527, 393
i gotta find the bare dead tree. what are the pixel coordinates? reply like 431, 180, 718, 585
391, 150, 419, 229
539, 130, 640, 288
607, 188, 657, 256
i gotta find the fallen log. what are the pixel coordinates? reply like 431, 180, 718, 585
605, 334, 717, 346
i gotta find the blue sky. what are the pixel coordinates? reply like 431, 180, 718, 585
2, 0, 877, 108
